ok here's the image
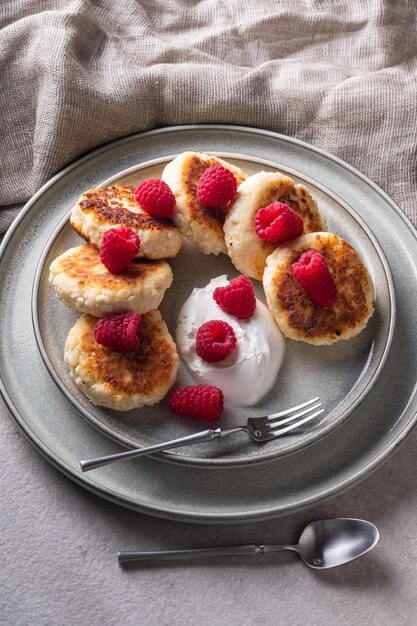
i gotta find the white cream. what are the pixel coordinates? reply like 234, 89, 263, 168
176, 275, 285, 406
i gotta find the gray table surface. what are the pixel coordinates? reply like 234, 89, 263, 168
1, 387, 416, 626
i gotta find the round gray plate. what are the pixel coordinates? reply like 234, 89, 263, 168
1, 125, 416, 523
32, 153, 394, 466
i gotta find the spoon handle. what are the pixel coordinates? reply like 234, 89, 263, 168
118, 544, 265, 563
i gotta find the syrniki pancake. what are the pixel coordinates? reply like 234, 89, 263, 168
263, 232, 375, 345
224, 172, 326, 280
70, 185, 182, 259
49, 243, 173, 317
64, 311, 179, 411
162, 151, 247, 255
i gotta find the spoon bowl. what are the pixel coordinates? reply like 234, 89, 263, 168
295, 518, 380, 569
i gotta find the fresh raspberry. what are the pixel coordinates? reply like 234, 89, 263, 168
195, 320, 237, 362
100, 227, 140, 274
94, 313, 141, 352
169, 385, 224, 422
254, 202, 304, 243
134, 178, 176, 218
213, 275, 256, 319
292, 250, 337, 307
197, 165, 237, 206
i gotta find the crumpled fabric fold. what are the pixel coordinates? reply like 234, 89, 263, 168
1, 0, 416, 232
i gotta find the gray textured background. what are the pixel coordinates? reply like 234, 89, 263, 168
2, 1, 417, 624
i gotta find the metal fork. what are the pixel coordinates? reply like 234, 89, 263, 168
79, 397, 323, 472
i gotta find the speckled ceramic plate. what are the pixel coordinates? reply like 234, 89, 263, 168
32, 153, 394, 466
1, 126, 416, 523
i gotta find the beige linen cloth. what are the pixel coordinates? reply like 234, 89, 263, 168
1, 0, 416, 233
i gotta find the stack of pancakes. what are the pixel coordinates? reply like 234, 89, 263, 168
50, 184, 182, 411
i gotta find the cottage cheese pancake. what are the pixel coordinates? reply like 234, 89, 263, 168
70, 185, 182, 259
64, 310, 179, 411
263, 232, 375, 345
49, 244, 173, 317
162, 152, 247, 255
224, 172, 326, 280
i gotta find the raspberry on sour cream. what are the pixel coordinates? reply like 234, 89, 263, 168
195, 320, 237, 363
213, 274, 256, 319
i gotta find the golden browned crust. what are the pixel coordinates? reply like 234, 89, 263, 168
78, 185, 177, 232
79, 313, 177, 396
183, 154, 247, 234
57, 244, 165, 289
273, 234, 372, 340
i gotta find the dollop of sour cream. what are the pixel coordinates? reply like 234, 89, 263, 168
176, 275, 285, 406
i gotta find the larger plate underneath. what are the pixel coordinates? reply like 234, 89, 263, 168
1, 125, 416, 522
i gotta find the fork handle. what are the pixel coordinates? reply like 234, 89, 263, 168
118, 544, 263, 563
80, 428, 225, 472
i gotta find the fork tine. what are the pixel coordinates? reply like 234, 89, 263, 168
266, 399, 322, 428
269, 408, 324, 437
267, 397, 320, 420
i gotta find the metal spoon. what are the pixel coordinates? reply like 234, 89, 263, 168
118, 518, 379, 569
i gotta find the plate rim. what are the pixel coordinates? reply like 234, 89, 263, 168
1, 369, 416, 524
1, 124, 416, 523
31, 150, 396, 466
